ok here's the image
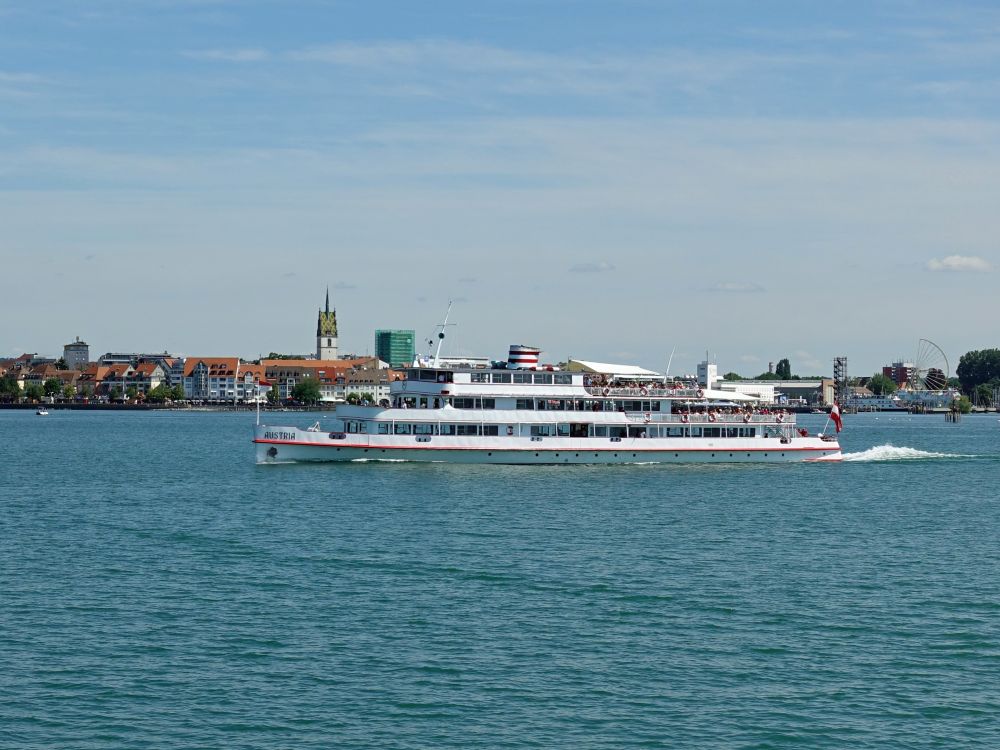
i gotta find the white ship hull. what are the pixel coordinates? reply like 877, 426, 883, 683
254, 425, 841, 464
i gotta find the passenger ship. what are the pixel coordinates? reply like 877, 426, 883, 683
254, 345, 842, 464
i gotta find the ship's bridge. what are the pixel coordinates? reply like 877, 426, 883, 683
396, 367, 588, 398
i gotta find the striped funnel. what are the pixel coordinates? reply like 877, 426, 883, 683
508, 345, 541, 369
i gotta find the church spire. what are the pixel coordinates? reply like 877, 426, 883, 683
325, 286, 330, 314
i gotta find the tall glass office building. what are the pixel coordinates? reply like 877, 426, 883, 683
375, 329, 415, 368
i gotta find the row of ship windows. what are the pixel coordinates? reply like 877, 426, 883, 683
406, 370, 575, 385
343, 422, 760, 439
468, 372, 574, 385
409, 397, 662, 412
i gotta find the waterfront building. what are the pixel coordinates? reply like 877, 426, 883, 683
716, 381, 777, 404
63, 337, 90, 370
883, 361, 915, 387
76, 365, 114, 398
697, 360, 720, 389
22, 365, 81, 392
98, 351, 179, 367
127, 363, 167, 395
316, 289, 338, 360
167, 358, 186, 388
881, 360, 946, 390
375, 329, 415, 368
344, 367, 405, 403
717, 379, 835, 406
262, 357, 382, 402
182, 358, 264, 401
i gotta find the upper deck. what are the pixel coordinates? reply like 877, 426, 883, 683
397, 366, 704, 400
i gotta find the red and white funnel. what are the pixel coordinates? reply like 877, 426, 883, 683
508, 345, 541, 369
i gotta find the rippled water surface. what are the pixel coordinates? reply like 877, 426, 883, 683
3, 410, 1000, 748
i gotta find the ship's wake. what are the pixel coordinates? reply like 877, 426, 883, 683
841, 444, 972, 462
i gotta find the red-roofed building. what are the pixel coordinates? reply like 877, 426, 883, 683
183, 358, 266, 402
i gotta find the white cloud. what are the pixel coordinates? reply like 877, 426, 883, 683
569, 261, 615, 273
926, 255, 992, 272
284, 39, 825, 100
706, 282, 765, 293
182, 48, 269, 62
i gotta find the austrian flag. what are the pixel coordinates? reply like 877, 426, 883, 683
830, 402, 843, 433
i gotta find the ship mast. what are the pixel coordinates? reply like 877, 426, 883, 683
432, 301, 454, 367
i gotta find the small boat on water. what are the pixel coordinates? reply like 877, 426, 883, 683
36, 407, 49, 416
253, 343, 843, 465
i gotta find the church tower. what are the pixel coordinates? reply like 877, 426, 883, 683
316, 287, 338, 360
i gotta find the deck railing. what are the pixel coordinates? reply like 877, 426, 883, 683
584, 386, 704, 398
624, 411, 795, 425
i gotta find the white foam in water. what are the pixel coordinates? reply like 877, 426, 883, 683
841, 444, 969, 462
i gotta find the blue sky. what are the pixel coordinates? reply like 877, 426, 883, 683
2, 0, 999, 376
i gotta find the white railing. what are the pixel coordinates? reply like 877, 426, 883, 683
624, 411, 795, 424
584, 386, 704, 398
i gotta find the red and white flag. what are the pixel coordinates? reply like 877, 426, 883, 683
830, 402, 843, 433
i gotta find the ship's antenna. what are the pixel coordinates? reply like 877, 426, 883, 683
431, 300, 456, 367
663, 346, 675, 385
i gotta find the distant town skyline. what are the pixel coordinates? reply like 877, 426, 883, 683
2, 1, 998, 376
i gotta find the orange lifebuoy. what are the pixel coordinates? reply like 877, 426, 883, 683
776, 414, 785, 423
640, 387, 649, 396
708, 413, 717, 423
743, 414, 751, 423
602, 387, 610, 396
697, 389, 704, 398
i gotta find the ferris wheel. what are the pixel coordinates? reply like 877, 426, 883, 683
911, 339, 949, 391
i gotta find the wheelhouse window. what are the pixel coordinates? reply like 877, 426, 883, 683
470, 372, 490, 383
452, 397, 495, 409
533, 373, 553, 385
513, 372, 532, 384
492, 373, 512, 383
553, 373, 572, 384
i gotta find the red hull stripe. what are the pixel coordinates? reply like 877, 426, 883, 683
254, 439, 837, 453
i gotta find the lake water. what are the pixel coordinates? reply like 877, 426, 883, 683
2, 410, 999, 748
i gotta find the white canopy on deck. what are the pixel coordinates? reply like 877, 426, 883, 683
700, 388, 759, 402
566, 359, 660, 379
